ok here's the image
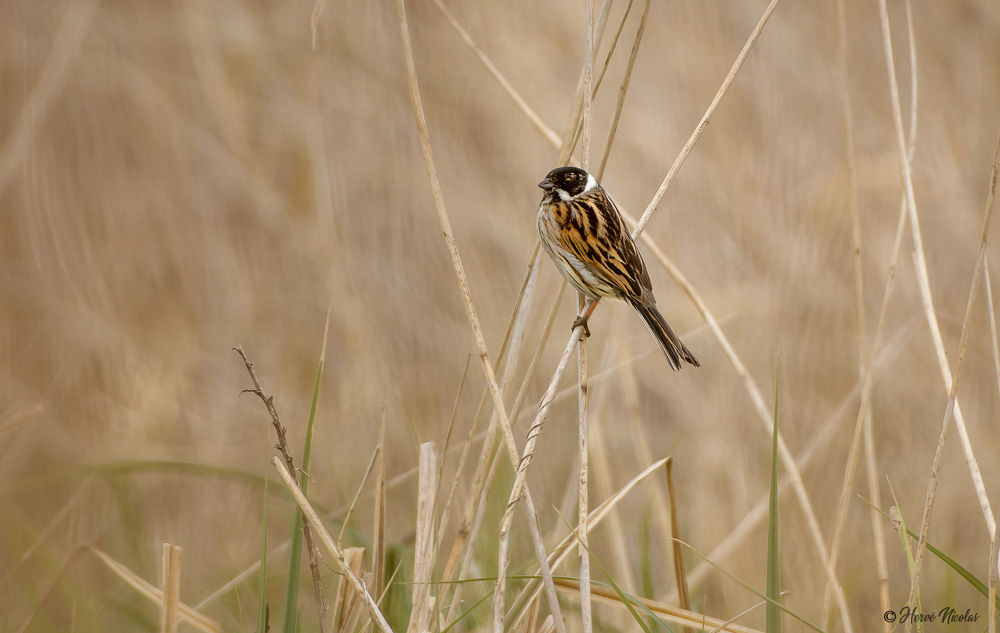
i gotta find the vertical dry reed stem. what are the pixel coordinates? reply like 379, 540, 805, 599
409, 443, 438, 633
160, 544, 181, 633
825, 4, 917, 626
665, 460, 691, 629
577, 301, 593, 633
834, 0, 887, 620
576, 1, 595, 628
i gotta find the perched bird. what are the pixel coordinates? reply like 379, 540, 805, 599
536, 166, 700, 370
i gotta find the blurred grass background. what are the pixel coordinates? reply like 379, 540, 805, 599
2, 0, 999, 630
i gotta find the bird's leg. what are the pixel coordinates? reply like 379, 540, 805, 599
572, 299, 599, 338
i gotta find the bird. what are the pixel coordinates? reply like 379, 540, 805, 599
536, 166, 700, 370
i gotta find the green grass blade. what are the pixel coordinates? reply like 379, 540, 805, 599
300, 357, 323, 499
766, 359, 782, 633
281, 359, 325, 633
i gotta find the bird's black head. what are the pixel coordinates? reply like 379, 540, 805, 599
538, 166, 597, 200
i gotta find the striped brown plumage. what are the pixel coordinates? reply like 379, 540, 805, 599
537, 166, 699, 371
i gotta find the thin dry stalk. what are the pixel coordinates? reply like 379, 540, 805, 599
991, 500, 1000, 633
587, 355, 638, 601
372, 405, 388, 599
433, 356, 474, 554
451, 435, 506, 618
160, 544, 182, 633
0, 403, 42, 433
577, 299, 593, 633
597, 0, 652, 180
337, 443, 380, 547
825, 3, 917, 625
564, 0, 635, 166
581, 0, 594, 168
391, 3, 565, 629
862, 401, 890, 630
836, 0, 865, 445
428, 0, 561, 148
903, 131, 1000, 623
559, 0, 617, 165
593, 0, 635, 99
13, 478, 91, 570
632, 0, 781, 237
234, 345, 328, 631
987, 259, 1000, 400
552, 578, 763, 633
824, 191, 909, 587
576, 2, 595, 625
409, 443, 438, 633
616, 342, 675, 565
310, 0, 325, 49
665, 460, 691, 628
271, 456, 394, 633
877, 0, 996, 545
710, 594, 790, 633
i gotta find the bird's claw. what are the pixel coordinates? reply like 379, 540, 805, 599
572, 315, 591, 338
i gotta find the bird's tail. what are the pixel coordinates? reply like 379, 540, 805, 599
628, 297, 700, 371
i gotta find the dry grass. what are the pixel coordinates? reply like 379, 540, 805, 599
3, 0, 1000, 631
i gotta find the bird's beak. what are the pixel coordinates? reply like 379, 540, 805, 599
538, 177, 554, 190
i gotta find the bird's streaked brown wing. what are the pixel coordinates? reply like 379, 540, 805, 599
551, 187, 648, 300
